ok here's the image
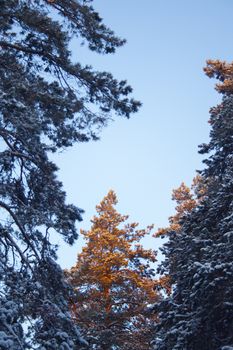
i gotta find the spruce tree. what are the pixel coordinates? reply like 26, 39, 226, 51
153, 62, 233, 350
66, 190, 159, 350
0, 1, 140, 348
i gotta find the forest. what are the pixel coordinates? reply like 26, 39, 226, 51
0, 1, 232, 349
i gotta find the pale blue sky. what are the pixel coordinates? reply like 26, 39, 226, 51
54, 0, 233, 268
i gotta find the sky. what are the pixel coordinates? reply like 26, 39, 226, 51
54, 0, 233, 268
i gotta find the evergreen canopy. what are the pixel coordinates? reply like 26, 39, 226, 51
154, 61, 233, 350
0, 1, 140, 348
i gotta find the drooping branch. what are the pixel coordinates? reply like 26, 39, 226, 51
0, 40, 140, 118
0, 131, 38, 165
1, 229, 30, 268
0, 200, 40, 260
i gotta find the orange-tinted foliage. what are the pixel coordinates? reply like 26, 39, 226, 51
154, 175, 206, 237
204, 59, 233, 94
65, 190, 159, 349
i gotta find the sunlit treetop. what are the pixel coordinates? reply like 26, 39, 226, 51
154, 175, 206, 237
66, 190, 159, 349
204, 59, 233, 94
68, 190, 157, 300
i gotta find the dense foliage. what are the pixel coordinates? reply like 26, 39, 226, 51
66, 190, 159, 350
154, 62, 233, 350
0, 1, 140, 348
1, 1, 232, 349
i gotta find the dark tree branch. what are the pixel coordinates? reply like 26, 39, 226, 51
0, 200, 40, 260
1, 230, 30, 268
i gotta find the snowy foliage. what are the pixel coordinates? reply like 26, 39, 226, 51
154, 80, 233, 348
0, 0, 140, 348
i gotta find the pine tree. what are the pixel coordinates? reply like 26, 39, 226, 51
153, 63, 233, 350
0, 1, 140, 348
204, 59, 233, 93
66, 190, 159, 350
155, 176, 205, 238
